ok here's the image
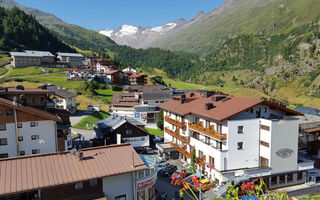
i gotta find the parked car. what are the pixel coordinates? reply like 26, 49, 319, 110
159, 165, 177, 177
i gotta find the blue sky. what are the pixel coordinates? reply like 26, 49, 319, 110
16, 0, 226, 30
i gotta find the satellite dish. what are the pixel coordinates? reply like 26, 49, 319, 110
38, 139, 45, 145
70, 148, 77, 155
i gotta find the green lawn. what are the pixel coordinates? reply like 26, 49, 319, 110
73, 111, 110, 130
20, 73, 84, 89
0, 67, 7, 76
95, 88, 123, 104
145, 128, 164, 137
3, 66, 69, 78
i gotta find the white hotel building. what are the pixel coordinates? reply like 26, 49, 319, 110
0, 97, 61, 158
158, 91, 314, 191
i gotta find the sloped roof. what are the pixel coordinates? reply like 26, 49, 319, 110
0, 144, 147, 196
0, 87, 52, 95
24, 50, 54, 57
123, 85, 169, 92
105, 70, 119, 75
0, 97, 61, 122
96, 114, 144, 130
142, 90, 172, 101
158, 93, 302, 121
111, 93, 141, 107
45, 85, 77, 99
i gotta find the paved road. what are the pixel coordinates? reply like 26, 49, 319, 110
71, 128, 96, 140
70, 110, 91, 126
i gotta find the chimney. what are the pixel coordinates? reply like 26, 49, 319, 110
117, 134, 122, 144
13, 97, 18, 106
78, 150, 84, 161
205, 103, 215, 110
180, 94, 186, 104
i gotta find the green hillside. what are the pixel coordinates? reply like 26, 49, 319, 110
0, 6, 73, 52
152, 0, 320, 55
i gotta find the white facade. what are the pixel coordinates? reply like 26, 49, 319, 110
163, 104, 313, 185
123, 136, 150, 147
103, 173, 135, 200
54, 96, 76, 113
0, 120, 57, 158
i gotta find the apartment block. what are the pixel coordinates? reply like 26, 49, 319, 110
158, 91, 314, 191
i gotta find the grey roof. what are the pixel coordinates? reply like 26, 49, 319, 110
10, 50, 54, 57
44, 85, 77, 98
10, 52, 42, 57
142, 90, 172, 101
96, 114, 144, 130
25, 50, 54, 57
295, 107, 320, 116
299, 114, 320, 124
57, 52, 83, 57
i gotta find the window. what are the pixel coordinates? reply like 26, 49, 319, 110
237, 126, 244, 134
148, 185, 155, 199
205, 136, 210, 145
145, 169, 150, 177
216, 141, 222, 150
115, 194, 127, 200
192, 132, 199, 140
209, 156, 215, 167
237, 142, 243, 150
279, 175, 285, 184
31, 135, 39, 140
40, 97, 45, 103
271, 176, 277, 185
20, 151, 25, 156
137, 190, 145, 200
32, 149, 40, 154
250, 109, 253, 113
297, 172, 303, 181
260, 141, 269, 147
260, 125, 270, 131
17, 123, 22, 128
0, 124, 6, 131
0, 110, 2, 116
30, 122, 38, 127
125, 130, 132, 135
0, 138, 7, 146
260, 156, 269, 168
90, 179, 98, 188
287, 173, 293, 183
0, 153, 8, 158
18, 136, 23, 141
28, 97, 35, 104
6, 109, 13, 116
75, 182, 83, 190
264, 107, 267, 113
137, 171, 145, 179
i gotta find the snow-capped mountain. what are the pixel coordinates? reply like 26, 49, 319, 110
99, 19, 188, 48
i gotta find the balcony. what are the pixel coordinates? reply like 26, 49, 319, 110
165, 128, 190, 144
170, 141, 178, 147
189, 122, 227, 141
165, 116, 186, 130
196, 155, 206, 168
176, 145, 192, 158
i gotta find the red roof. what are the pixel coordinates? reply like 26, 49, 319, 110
105, 70, 119, 75
129, 74, 146, 78
0, 144, 147, 196
158, 93, 302, 121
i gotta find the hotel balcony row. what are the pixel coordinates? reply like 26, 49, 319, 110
189, 122, 227, 141
165, 116, 186, 130
164, 127, 190, 144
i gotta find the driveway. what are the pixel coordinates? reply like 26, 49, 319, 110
70, 110, 91, 126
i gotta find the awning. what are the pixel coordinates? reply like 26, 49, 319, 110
305, 127, 320, 133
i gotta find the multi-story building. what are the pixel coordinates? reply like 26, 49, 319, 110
0, 144, 157, 200
0, 97, 61, 158
10, 50, 54, 68
57, 52, 84, 67
128, 74, 148, 85
158, 91, 314, 191
94, 114, 150, 148
44, 85, 78, 114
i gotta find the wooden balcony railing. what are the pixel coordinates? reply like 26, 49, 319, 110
189, 123, 227, 141
165, 116, 186, 130
196, 155, 206, 168
170, 141, 178, 147
165, 128, 190, 144
176, 145, 192, 158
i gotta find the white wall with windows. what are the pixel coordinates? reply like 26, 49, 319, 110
102, 173, 134, 200
122, 136, 149, 147
0, 120, 57, 158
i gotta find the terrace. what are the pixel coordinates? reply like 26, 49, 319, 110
189, 122, 227, 141
165, 116, 186, 130
164, 127, 190, 144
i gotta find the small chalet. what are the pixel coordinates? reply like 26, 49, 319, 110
93, 114, 151, 148
128, 74, 148, 85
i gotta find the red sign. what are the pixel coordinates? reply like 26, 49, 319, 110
137, 178, 155, 190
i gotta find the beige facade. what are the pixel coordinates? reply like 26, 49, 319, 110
11, 55, 41, 68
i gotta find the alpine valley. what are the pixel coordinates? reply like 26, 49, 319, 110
2, 0, 320, 108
